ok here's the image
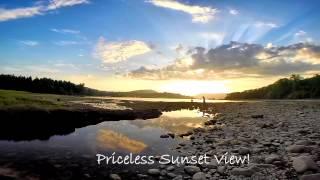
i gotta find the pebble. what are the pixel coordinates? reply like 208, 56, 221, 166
109, 174, 121, 180
148, 169, 161, 176
300, 173, 320, 180
184, 166, 201, 175
192, 172, 206, 180
230, 167, 255, 177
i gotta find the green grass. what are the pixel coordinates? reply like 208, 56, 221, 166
0, 89, 73, 109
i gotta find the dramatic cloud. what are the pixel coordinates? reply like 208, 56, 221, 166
47, 0, 89, 10
0, 0, 89, 22
19, 40, 39, 46
51, 28, 80, 34
0, 6, 42, 22
147, 0, 218, 23
129, 42, 320, 80
94, 37, 152, 63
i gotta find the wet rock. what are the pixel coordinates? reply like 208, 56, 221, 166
184, 166, 201, 175
292, 156, 319, 173
300, 173, 320, 180
110, 174, 121, 180
251, 115, 264, 118
168, 133, 175, 138
192, 172, 206, 180
148, 169, 161, 176
160, 134, 169, 138
231, 167, 255, 177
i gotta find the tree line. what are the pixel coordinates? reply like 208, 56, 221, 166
0, 74, 190, 98
0, 74, 102, 96
226, 74, 320, 99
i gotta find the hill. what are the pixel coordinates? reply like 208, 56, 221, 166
0, 74, 190, 99
225, 74, 320, 99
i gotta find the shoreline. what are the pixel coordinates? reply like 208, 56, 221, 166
0, 100, 319, 179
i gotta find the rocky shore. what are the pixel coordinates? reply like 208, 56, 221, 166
135, 101, 320, 180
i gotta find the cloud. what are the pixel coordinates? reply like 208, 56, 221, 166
54, 40, 83, 46
147, 0, 218, 23
295, 30, 306, 37
0, 6, 42, 22
19, 40, 39, 46
254, 21, 278, 28
0, 0, 89, 22
229, 9, 238, 15
47, 0, 89, 10
128, 41, 320, 80
51, 28, 80, 34
94, 37, 152, 63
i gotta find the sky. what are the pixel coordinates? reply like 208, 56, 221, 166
1, 0, 320, 95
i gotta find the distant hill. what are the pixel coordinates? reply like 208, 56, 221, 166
0, 74, 190, 99
225, 74, 320, 99
195, 93, 226, 100
103, 89, 191, 99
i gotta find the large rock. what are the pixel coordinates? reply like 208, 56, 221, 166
300, 173, 320, 180
231, 167, 255, 177
192, 172, 206, 180
184, 166, 201, 175
286, 145, 310, 153
292, 156, 319, 173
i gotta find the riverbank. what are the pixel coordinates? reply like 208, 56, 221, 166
143, 101, 320, 180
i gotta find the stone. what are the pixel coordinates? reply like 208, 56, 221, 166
292, 156, 319, 173
265, 154, 281, 164
166, 166, 175, 171
286, 145, 309, 153
148, 169, 161, 176
251, 115, 264, 118
217, 166, 226, 174
231, 167, 255, 177
172, 175, 183, 180
300, 173, 320, 180
110, 174, 121, 180
192, 172, 206, 180
167, 172, 176, 178
168, 133, 175, 138
160, 134, 169, 138
296, 140, 314, 146
238, 147, 250, 155
160, 170, 167, 176
184, 166, 201, 175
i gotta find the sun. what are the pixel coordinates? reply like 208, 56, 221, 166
159, 80, 230, 96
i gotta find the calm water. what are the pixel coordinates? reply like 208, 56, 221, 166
0, 109, 208, 177
88, 96, 243, 103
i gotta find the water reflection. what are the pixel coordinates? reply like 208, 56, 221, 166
96, 129, 147, 153
0, 109, 207, 156
130, 109, 207, 134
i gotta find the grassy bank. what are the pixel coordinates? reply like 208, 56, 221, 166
0, 89, 82, 109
